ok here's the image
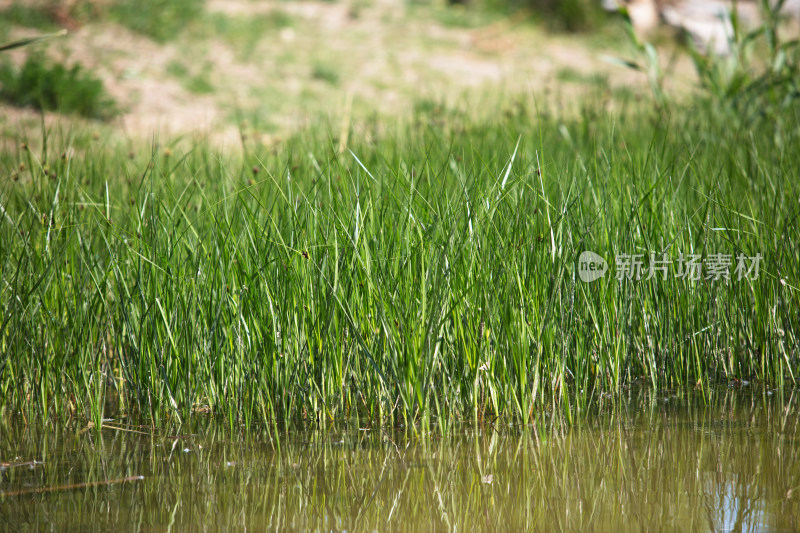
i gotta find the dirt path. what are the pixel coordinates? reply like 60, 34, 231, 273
1, 0, 688, 146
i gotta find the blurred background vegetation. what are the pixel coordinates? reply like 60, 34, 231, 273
1, 0, 797, 138
472, 0, 604, 32
1, 0, 605, 38
0, 0, 632, 140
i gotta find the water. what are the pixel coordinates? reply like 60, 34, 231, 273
2, 387, 798, 532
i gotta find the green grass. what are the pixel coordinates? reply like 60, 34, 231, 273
1, 91, 797, 429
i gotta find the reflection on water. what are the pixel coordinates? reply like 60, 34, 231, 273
1, 388, 798, 532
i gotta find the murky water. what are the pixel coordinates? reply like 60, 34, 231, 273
2, 387, 799, 532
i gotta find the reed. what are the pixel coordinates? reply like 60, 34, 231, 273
0, 96, 797, 427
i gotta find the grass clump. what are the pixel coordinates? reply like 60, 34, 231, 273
688, 1, 800, 123
311, 62, 340, 85
611, 0, 800, 114
0, 53, 116, 119
1, 92, 797, 429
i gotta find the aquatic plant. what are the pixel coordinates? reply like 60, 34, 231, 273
1, 93, 797, 428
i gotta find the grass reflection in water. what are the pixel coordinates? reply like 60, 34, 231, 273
2, 386, 799, 532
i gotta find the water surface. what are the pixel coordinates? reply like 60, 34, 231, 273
2, 387, 798, 532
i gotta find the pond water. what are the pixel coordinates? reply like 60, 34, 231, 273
1, 387, 798, 532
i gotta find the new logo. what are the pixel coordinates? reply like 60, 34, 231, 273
578, 251, 608, 283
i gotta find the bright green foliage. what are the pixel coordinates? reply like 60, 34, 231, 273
1, 97, 798, 427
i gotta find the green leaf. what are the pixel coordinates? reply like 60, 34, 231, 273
600, 54, 642, 71
0, 30, 67, 52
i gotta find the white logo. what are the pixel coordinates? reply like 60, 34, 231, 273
577, 250, 761, 283
579, 251, 608, 283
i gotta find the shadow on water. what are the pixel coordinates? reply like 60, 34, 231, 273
1, 386, 799, 532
